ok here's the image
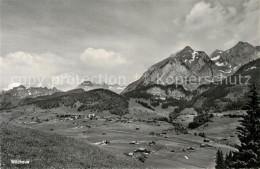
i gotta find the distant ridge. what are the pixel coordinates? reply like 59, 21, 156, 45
78, 81, 125, 94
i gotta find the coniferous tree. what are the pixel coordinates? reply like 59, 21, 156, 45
216, 150, 225, 169
229, 84, 260, 168
225, 151, 233, 168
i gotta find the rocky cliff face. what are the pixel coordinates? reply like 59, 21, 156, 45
190, 58, 260, 112
2, 85, 60, 99
0, 85, 61, 110
210, 41, 260, 74
123, 41, 260, 100
123, 46, 221, 94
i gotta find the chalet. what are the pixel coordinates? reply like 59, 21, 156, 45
130, 141, 138, 145
149, 141, 156, 146
134, 148, 150, 154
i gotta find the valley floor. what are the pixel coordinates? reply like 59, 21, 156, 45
0, 102, 241, 168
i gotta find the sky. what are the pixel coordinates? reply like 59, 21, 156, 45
0, 0, 259, 91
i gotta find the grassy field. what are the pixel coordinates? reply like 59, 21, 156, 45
0, 122, 141, 168
0, 102, 241, 168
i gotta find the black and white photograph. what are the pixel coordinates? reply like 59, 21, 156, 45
0, 0, 260, 168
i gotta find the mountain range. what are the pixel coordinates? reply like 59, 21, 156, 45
122, 41, 260, 100
1, 41, 259, 114
210, 42, 259, 74
2, 85, 60, 99
0, 85, 60, 110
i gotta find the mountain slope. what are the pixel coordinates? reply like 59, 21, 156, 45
2, 85, 60, 99
123, 46, 221, 94
210, 41, 260, 74
0, 86, 61, 110
124, 84, 192, 101
189, 58, 260, 112
21, 88, 129, 115
123, 41, 259, 101
0, 122, 140, 168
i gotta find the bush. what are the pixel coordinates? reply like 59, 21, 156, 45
188, 113, 213, 129
153, 117, 169, 122
150, 100, 160, 107
223, 114, 244, 118
161, 98, 188, 109
172, 123, 188, 134
137, 154, 147, 163
136, 100, 154, 111
198, 132, 206, 137
169, 107, 182, 122
109, 108, 129, 116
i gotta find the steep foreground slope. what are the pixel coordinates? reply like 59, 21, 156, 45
0, 122, 141, 168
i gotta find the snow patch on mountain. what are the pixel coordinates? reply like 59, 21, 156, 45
246, 66, 257, 71
211, 55, 220, 61
220, 70, 232, 74
190, 51, 198, 63
215, 62, 225, 66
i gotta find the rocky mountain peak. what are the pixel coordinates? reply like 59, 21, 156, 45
122, 41, 260, 95
234, 41, 253, 48
209, 41, 259, 74
123, 46, 222, 93
1, 85, 60, 99
79, 81, 94, 86
182, 46, 193, 51
13, 85, 26, 90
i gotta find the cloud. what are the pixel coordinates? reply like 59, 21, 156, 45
185, 1, 236, 31
1, 51, 70, 73
51, 73, 79, 91
80, 48, 131, 68
1, 0, 259, 91
176, 0, 259, 52
183, 1, 237, 40
3, 83, 21, 91
0, 51, 72, 90
0, 48, 130, 90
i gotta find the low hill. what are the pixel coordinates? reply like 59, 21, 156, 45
78, 81, 125, 94
0, 122, 140, 168
0, 93, 19, 110
20, 89, 129, 115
